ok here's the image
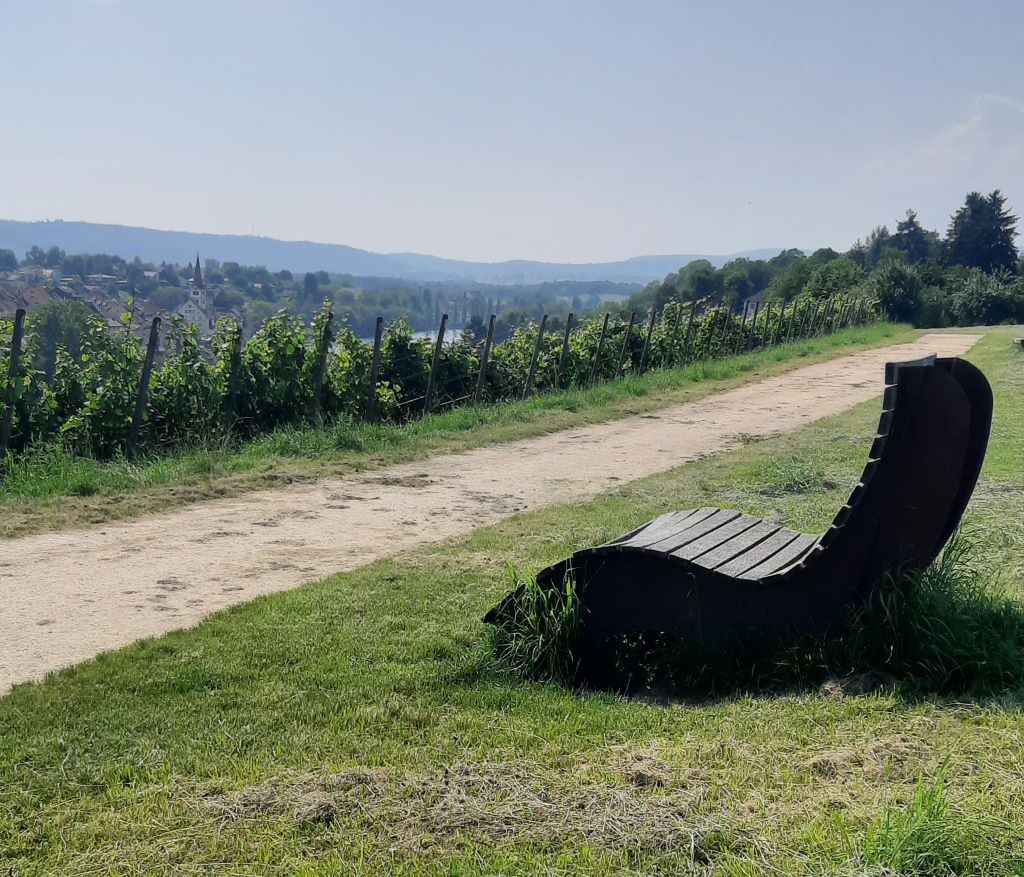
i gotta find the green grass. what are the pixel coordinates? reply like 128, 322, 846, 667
1, 328, 1022, 875
0, 323, 912, 536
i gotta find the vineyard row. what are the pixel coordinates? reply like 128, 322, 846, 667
0, 294, 877, 467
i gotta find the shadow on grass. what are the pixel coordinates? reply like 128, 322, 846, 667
476, 530, 1024, 705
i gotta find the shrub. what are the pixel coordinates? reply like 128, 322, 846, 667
949, 268, 1024, 326
870, 259, 924, 322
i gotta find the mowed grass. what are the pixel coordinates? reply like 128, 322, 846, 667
0, 323, 913, 537
1, 329, 1022, 875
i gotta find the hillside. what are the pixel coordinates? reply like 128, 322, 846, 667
0, 219, 782, 285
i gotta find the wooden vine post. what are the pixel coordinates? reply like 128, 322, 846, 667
638, 308, 657, 374
423, 313, 448, 417
522, 314, 548, 400
0, 308, 26, 476
473, 314, 496, 405
737, 301, 751, 355
667, 302, 684, 367
366, 316, 384, 423
590, 313, 610, 384
308, 308, 334, 421
127, 316, 161, 460
556, 313, 574, 388
678, 304, 697, 365
715, 306, 731, 357
616, 311, 636, 376
221, 319, 243, 435
747, 301, 761, 352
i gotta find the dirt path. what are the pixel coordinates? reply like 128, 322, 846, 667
0, 334, 979, 693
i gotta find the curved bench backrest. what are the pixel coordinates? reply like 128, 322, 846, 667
776, 355, 991, 598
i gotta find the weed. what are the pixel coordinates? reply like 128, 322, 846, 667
488, 566, 581, 683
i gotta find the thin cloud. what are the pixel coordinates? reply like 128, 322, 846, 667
918, 93, 1024, 173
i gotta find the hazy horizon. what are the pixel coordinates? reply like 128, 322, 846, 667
4, 1, 1023, 263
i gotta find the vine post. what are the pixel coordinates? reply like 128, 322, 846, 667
0, 308, 26, 477
639, 308, 657, 373
556, 313, 574, 388
822, 296, 835, 335
616, 311, 636, 376
308, 307, 334, 421
678, 304, 697, 366
220, 319, 243, 436
715, 306, 731, 358
747, 301, 761, 352
589, 313, 610, 384
126, 316, 161, 460
666, 301, 684, 367
473, 314, 496, 405
786, 300, 798, 344
366, 316, 384, 423
423, 312, 448, 417
522, 314, 549, 400
737, 301, 751, 355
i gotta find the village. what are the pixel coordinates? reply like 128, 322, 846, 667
0, 254, 245, 351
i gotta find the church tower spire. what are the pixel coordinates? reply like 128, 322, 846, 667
193, 254, 203, 288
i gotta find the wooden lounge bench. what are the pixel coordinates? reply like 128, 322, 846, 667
486, 355, 993, 661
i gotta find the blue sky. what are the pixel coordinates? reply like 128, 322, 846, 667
3, 0, 1023, 262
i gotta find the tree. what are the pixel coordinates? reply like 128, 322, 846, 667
149, 285, 188, 311
950, 269, 1024, 325
460, 314, 486, 344
848, 226, 892, 270
891, 210, 935, 264
303, 272, 320, 298
767, 258, 814, 301
0, 248, 17, 272
870, 260, 923, 323
945, 190, 1019, 273
27, 300, 92, 378
803, 258, 864, 299
24, 245, 47, 267
676, 259, 723, 301
721, 258, 770, 302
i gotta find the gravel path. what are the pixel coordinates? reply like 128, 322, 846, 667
0, 334, 979, 694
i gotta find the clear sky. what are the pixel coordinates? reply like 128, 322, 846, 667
3, 0, 1023, 263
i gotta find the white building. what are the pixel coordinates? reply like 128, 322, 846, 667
177, 255, 215, 333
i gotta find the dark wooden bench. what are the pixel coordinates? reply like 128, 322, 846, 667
486, 355, 993, 659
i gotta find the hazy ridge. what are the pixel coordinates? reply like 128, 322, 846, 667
0, 219, 783, 285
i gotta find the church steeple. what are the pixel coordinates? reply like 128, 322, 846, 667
192, 254, 203, 288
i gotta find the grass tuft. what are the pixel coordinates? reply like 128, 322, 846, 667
754, 456, 839, 496
487, 566, 581, 683
855, 773, 1022, 875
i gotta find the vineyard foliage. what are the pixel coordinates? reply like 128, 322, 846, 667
0, 294, 874, 462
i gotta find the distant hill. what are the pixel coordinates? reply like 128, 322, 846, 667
0, 219, 785, 285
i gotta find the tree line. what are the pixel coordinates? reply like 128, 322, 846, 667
627, 190, 1022, 327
